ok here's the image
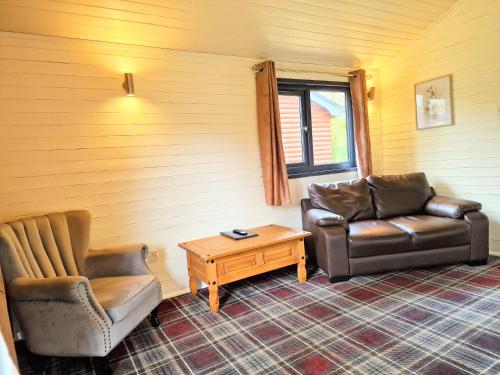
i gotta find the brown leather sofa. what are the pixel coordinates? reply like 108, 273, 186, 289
302, 173, 489, 282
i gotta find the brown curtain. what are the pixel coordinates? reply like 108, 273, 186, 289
349, 69, 372, 178
255, 61, 291, 206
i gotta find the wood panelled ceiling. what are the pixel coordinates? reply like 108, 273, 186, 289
0, 0, 457, 67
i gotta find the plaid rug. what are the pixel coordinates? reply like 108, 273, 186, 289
19, 258, 500, 375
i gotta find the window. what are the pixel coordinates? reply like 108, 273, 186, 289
278, 79, 356, 178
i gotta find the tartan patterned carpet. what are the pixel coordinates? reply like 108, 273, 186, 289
19, 258, 500, 375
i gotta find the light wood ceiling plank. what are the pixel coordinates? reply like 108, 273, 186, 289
0, 0, 459, 66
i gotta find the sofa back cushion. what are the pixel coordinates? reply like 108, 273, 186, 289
367, 172, 433, 218
308, 179, 375, 221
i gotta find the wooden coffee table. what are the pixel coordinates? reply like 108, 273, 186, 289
179, 225, 311, 312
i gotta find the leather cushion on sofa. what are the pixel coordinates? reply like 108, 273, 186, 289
348, 220, 412, 258
388, 215, 471, 250
309, 179, 375, 221
368, 172, 433, 219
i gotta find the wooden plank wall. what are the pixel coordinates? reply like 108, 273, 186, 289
379, 0, 500, 254
0, 31, 379, 297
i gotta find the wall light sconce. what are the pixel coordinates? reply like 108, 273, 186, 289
122, 73, 135, 96
367, 86, 376, 102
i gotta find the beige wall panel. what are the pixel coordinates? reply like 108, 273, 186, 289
379, 0, 500, 254
0, 30, 375, 297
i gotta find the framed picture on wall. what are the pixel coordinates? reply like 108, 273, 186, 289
415, 75, 453, 129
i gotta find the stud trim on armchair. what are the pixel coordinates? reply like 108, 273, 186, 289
75, 279, 112, 353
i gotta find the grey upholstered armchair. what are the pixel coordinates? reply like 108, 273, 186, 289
0, 210, 161, 359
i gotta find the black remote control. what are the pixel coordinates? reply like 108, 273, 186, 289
233, 229, 248, 236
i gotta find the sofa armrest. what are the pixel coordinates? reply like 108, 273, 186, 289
464, 211, 489, 262
302, 206, 349, 279
304, 209, 348, 230
425, 195, 482, 219
8, 276, 91, 303
85, 243, 150, 279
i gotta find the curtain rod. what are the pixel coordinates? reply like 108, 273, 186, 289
251, 64, 357, 78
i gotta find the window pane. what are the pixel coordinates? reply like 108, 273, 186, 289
278, 94, 305, 164
310, 90, 349, 165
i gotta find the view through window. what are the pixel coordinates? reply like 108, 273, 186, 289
278, 79, 356, 178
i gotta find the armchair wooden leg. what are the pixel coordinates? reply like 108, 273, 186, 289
149, 306, 160, 328
28, 352, 48, 375
93, 355, 112, 375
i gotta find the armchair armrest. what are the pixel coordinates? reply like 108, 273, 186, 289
8, 276, 90, 303
425, 195, 482, 219
304, 209, 348, 230
8, 276, 113, 357
85, 243, 150, 279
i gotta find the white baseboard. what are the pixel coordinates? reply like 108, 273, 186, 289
161, 288, 190, 300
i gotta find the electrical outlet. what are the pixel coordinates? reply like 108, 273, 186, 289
148, 251, 158, 263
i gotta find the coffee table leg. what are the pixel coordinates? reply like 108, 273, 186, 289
297, 240, 307, 283
208, 284, 219, 312
188, 273, 198, 295
187, 253, 198, 295
207, 260, 219, 312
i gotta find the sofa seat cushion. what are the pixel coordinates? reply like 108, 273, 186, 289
348, 220, 412, 258
90, 275, 158, 322
388, 215, 470, 250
